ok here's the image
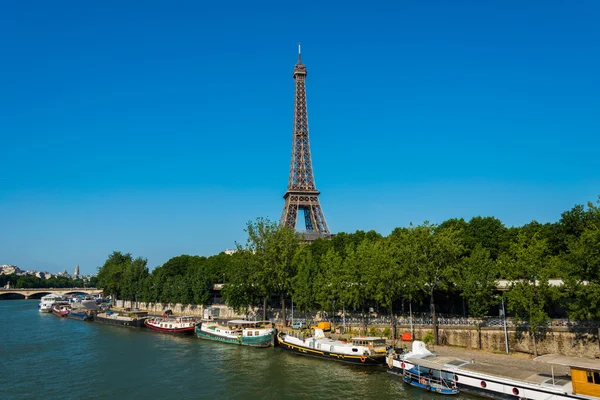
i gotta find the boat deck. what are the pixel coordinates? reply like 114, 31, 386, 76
418, 346, 573, 388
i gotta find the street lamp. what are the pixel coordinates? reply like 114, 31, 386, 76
501, 297, 509, 354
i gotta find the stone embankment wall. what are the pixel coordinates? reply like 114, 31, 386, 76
390, 325, 599, 358
114, 300, 243, 320
113, 300, 599, 358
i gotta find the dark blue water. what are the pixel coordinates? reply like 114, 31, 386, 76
0, 300, 440, 399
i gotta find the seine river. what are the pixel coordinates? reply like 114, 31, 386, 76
1, 300, 444, 399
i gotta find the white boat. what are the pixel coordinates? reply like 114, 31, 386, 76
388, 341, 600, 400
196, 320, 275, 347
38, 294, 65, 313
278, 328, 388, 365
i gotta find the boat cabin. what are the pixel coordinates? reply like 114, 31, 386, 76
227, 320, 273, 336
351, 337, 387, 348
535, 354, 600, 398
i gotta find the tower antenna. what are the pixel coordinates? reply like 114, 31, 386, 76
298, 42, 301, 62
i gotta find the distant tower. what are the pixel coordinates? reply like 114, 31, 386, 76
280, 44, 331, 239
73, 265, 80, 277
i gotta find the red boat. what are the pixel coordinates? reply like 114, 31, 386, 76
144, 316, 199, 335
52, 303, 71, 317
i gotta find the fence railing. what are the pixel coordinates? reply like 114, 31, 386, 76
256, 308, 600, 330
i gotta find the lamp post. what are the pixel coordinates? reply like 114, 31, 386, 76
501, 297, 509, 354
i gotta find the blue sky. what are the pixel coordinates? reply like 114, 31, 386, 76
1, 1, 599, 275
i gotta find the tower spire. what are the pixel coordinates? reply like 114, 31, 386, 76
280, 46, 330, 240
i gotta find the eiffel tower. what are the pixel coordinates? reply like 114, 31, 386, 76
280, 45, 331, 240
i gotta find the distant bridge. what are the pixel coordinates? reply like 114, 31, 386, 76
0, 288, 103, 299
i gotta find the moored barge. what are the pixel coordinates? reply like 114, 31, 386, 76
95, 310, 148, 328
196, 320, 274, 347
144, 316, 199, 335
277, 329, 387, 365
388, 341, 600, 400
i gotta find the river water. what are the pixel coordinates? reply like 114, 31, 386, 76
1, 300, 445, 399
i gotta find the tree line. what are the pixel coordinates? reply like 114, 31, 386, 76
0, 274, 98, 289
96, 197, 600, 354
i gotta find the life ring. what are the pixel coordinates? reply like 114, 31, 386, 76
420, 377, 427, 385
360, 356, 366, 363
401, 362, 406, 369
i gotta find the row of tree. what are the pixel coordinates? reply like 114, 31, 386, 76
96, 197, 600, 355
1, 274, 98, 289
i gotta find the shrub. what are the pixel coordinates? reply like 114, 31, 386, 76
423, 331, 434, 345
368, 326, 381, 337
382, 327, 391, 338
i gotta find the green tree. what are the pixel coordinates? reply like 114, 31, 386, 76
455, 245, 499, 348
222, 250, 262, 316
263, 225, 300, 325
364, 238, 405, 342
97, 251, 134, 300
503, 233, 558, 356
403, 223, 462, 345
292, 245, 319, 314
315, 247, 344, 314
560, 199, 600, 320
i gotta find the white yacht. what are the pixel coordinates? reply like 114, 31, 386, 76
38, 294, 65, 313
277, 328, 388, 365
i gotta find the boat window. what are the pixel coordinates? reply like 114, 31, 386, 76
480, 381, 487, 388
352, 348, 358, 352
588, 372, 594, 383
255, 331, 259, 335
594, 372, 600, 384
248, 331, 253, 336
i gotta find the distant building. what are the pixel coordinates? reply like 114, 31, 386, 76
0, 265, 21, 275
73, 265, 80, 277
224, 249, 237, 255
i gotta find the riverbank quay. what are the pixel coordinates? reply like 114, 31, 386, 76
111, 300, 599, 357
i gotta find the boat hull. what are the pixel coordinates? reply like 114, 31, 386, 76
144, 320, 196, 335
52, 308, 70, 317
277, 334, 386, 365
196, 326, 273, 347
67, 311, 94, 321
95, 315, 147, 328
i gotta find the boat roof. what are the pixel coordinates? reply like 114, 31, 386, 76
535, 354, 600, 372
227, 320, 270, 325
406, 357, 455, 372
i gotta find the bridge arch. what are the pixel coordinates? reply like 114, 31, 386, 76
26, 292, 52, 299
63, 291, 91, 296
0, 293, 26, 300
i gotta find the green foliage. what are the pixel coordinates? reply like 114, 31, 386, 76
382, 327, 391, 338
502, 233, 561, 355
423, 331, 434, 345
91, 195, 600, 332
368, 326, 381, 337
0, 274, 91, 289
456, 245, 499, 318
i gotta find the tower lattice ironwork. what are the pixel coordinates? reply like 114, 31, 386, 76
280, 45, 331, 239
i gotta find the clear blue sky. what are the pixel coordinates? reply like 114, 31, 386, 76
1, 1, 599, 275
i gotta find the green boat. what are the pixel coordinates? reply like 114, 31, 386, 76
196, 319, 275, 347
